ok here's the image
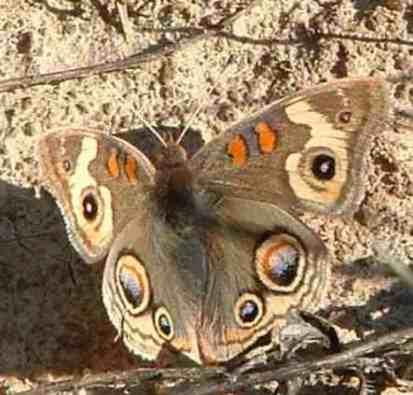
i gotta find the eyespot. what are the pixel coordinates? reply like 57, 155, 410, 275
255, 234, 306, 292
82, 192, 99, 221
297, 147, 338, 186
62, 159, 72, 172
116, 255, 151, 315
79, 187, 103, 222
154, 307, 174, 341
58, 158, 73, 175
234, 293, 264, 328
311, 153, 335, 181
337, 110, 352, 124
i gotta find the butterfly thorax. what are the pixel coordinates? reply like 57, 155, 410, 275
153, 143, 197, 228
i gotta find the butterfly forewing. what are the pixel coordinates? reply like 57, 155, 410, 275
190, 78, 390, 215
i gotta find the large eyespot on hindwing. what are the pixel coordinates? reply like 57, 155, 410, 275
154, 306, 175, 341
255, 234, 307, 292
115, 255, 151, 315
234, 293, 265, 328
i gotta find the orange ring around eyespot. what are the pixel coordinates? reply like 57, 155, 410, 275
116, 255, 151, 315
255, 234, 306, 292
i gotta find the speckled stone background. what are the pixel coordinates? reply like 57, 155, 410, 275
0, 0, 413, 393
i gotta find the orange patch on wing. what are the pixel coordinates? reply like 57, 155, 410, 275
124, 155, 138, 184
255, 121, 278, 153
107, 148, 120, 178
227, 135, 248, 167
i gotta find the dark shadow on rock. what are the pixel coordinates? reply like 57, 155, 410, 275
0, 180, 139, 378
0, 127, 204, 379
324, 259, 413, 338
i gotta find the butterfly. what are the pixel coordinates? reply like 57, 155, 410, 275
36, 77, 389, 364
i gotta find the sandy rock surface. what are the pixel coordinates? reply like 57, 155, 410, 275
0, 0, 413, 393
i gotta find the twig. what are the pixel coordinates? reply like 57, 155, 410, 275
19, 327, 413, 395
0, 1, 261, 94
170, 327, 413, 395
1, 0, 412, 94
19, 367, 224, 395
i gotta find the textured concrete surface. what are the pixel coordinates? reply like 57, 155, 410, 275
0, 0, 413, 393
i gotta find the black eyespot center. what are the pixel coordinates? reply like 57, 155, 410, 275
239, 299, 259, 324
268, 245, 299, 286
158, 314, 172, 336
82, 192, 99, 221
119, 268, 144, 309
154, 307, 174, 340
62, 159, 72, 172
338, 110, 352, 123
235, 293, 264, 328
311, 154, 336, 180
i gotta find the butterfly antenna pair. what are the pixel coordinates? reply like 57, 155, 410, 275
112, 57, 234, 148
139, 78, 214, 148
141, 57, 235, 147
176, 58, 235, 145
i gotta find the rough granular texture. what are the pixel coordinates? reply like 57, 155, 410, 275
0, 0, 412, 393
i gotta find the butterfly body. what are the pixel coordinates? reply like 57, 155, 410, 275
37, 77, 390, 364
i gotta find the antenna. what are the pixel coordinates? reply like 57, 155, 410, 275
176, 58, 234, 145
109, 87, 168, 147
132, 108, 168, 148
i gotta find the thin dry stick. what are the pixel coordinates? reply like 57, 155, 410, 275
133, 26, 413, 47
0, 31, 205, 93
171, 327, 413, 395
0, 0, 262, 94
1, 2, 411, 94
19, 327, 413, 395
